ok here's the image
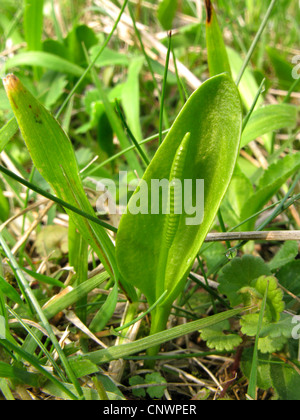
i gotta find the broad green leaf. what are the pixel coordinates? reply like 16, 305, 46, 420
116, 74, 242, 327
268, 241, 299, 272
277, 261, 300, 307
240, 152, 300, 231
241, 349, 273, 391
241, 104, 298, 148
65, 24, 98, 65
2, 75, 123, 289
240, 276, 285, 322
205, 0, 231, 77
270, 362, 300, 400
218, 255, 271, 307
157, 0, 178, 30
145, 373, 167, 399
5, 52, 85, 77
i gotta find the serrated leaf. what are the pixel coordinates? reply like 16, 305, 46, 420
254, 276, 285, 322
241, 313, 289, 353
129, 375, 146, 398
218, 255, 271, 307
200, 320, 242, 352
145, 373, 167, 399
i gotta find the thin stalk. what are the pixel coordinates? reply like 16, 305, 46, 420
0, 164, 117, 233
236, 0, 277, 86
159, 31, 172, 145
85, 129, 169, 175
247, 280, 269, 400
114, 100, 150, 166
127, 2, 169, 130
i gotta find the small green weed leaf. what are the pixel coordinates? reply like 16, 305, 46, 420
277, 261, 300, 307
65, 24, 98, 65
145, 373, 167, 399
240, 152, 300, 231
0, 276, 23, 306
157, 0, 178, 30
116, 74, 242, 313
268, 241, 299, 272
200, 320, 242, 352
240, 349, 273, 391
241, 314, 289, 353
129, 375, 146, 398
270, 362, 300, 400
205, 0, 231, 77
218, 255, 271, 307
241, 104, 298, 148
253, 276, 285, 322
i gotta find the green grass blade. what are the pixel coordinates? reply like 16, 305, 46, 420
241, 104, 298, 148
0, 233, 84, 399
43, 272, 109, 320
0, 117, 19, 153
5, 51, 85, 77
236, 0, 277, 86
76, 308, 244, 364
0, 338, 79, 400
